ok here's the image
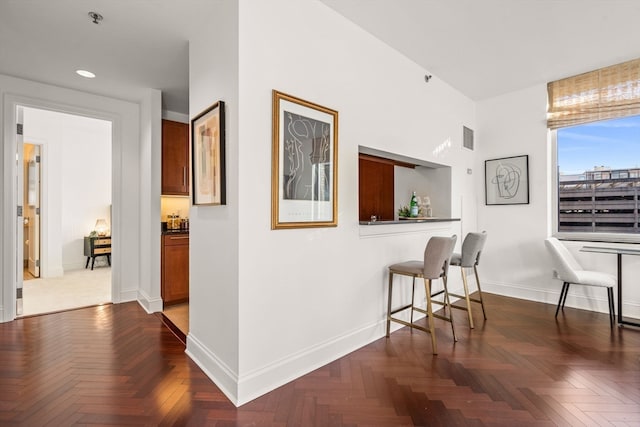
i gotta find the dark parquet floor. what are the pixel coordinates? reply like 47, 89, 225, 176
1, 293, 639, 426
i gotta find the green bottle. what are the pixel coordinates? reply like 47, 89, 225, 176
410, 191, 418, 217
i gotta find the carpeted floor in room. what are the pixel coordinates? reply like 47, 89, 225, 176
21, 266, 111, 316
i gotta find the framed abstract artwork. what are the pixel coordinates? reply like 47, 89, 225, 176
192, 101, 225, 205
271, 90, 338, 229
485, 154, 529, 205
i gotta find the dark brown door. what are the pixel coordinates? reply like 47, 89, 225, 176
358, 155, 394, 221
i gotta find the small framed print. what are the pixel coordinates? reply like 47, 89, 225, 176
485, 154, 529, 205
192, 101, 225, 205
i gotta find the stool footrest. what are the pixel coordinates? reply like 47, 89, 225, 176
387, 316, 432, 335
390, 304, 413, 316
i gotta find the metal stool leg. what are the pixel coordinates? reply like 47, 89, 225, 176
441, 275, 457, 342
423, 278, 438, 354
386, 272, 394, 337
460, 268, 474, 329
474, 265, 487, 320
410, 277, 416, 326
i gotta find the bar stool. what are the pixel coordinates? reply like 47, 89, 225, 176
386, 234, 457, 355
447, 231, 488, 329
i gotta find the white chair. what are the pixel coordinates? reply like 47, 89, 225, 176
544, 237, 615, 327
387, 235, 457, 355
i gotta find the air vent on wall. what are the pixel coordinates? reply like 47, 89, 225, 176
463, 126, 474, 151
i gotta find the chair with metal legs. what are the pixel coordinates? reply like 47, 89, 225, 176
544, 237, 616, 327
445, 231, 488, 329
386, 234, 457, 355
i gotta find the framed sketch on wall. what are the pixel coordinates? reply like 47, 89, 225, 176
192, 101, 225, 205
485, 154, 529, 205
271, 90, 338, 229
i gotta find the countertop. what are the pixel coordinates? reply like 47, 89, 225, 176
359, 217, 460, 225
162, 229, 189, 235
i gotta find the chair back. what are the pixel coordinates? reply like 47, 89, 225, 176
459, 231, 487, 267
423, 235, 457, 280
544, 237, 581, 283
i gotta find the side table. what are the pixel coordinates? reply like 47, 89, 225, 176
84, 236, 111, 270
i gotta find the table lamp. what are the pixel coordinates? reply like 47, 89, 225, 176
95, 219, 109, 237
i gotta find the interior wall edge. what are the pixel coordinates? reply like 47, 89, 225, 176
136, 290, 163, 314
186, 334, 240, 406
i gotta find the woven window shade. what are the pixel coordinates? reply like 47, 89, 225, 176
547, 58, 640, 129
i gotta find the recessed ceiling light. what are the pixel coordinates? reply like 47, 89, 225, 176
76, 69, 96, 79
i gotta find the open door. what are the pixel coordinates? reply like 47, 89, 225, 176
25, 145, 41, 278
15, 107, 24, 316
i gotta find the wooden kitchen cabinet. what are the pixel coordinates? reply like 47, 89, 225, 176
162, 119, 189, 195
358, 154, 395, 221
161, 233, 189, 306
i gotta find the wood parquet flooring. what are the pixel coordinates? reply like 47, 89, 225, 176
1, 293, 639, 426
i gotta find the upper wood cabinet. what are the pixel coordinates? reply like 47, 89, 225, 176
162, 119, 189, 195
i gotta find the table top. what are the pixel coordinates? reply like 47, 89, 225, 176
581, 245, 640, 256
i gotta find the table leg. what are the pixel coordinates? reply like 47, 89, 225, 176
617, 253, 622, 326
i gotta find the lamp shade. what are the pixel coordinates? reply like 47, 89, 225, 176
95, 219, 109, 236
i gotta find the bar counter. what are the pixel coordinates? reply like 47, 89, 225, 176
359, 217, 460, 225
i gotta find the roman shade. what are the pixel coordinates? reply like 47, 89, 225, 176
547, 58, 640, 129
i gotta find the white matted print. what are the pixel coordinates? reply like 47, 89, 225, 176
485, 155, 529, 205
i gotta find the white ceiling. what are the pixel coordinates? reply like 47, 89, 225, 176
2, 1, 640, 115
320, 0, 640, 100
0, 0, 210, 114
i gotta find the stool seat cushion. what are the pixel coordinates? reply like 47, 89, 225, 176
388, 260, 424, 276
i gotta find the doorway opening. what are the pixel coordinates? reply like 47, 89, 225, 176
23, 143, 41, 281
17, 106, 113, 317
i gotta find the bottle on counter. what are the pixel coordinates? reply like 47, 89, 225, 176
410, 191, 419, 217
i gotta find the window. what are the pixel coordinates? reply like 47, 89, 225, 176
555, 114, 640, 236
549, 57, 640, 240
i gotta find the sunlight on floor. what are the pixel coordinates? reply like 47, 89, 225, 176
163, 303, 189, 334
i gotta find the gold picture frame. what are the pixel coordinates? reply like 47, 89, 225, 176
271, 90, 338, 229
192, 101, 225, 205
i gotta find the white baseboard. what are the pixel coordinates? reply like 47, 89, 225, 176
483, 280, 640, 320
185, 334, 239, 405
137, 290, 163, 314
236, 320, 383, 406
118, 289, 138, 304
186, 319, 385, 407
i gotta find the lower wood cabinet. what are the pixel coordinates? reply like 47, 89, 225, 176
162, 233, 189, 306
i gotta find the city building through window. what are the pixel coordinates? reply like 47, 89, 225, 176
557, 115, 640, 234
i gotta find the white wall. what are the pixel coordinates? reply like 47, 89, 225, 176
476, 84, 640, 319
186, 0, 241, 401
137, 89, 163, 314
190, 0, 475, 406
23, 107, 112, 274
234, 0, 476, 404
0, 73, 146, 321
